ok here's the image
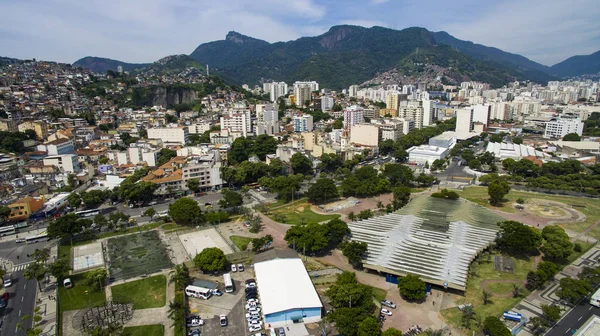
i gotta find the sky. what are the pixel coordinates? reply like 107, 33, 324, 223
0, 0, 599, 66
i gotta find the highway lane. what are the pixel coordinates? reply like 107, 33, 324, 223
1, 270, 37, 336
546, 301, 600, 336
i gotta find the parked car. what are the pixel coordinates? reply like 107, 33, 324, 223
246, 293, 258, 300
148, 200, 157, 205
278, 327, 286, 336
249, 325, 262, 332
15, 238, 25, 243
219, 314, 228, 327
246, 282, 257, 288
231, 264, 237, 272
245, 287, 257, 293
245, 278, 256, 284
2, 274, 12, 287
246, 303, 259, 309
186, 317, 204, 327
247, 298, 259, 304
247, 307, 261, 313
63, 278, 72, 289
238, 263, 245, 272
211, 288, 223, 296
380, 308, 393, 316
380, 300, 396, 309
187, 329, 200, 336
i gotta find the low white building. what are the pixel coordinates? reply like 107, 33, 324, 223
544, 118, 584, 139
486, 142, 549, 159
147, 127, 188, 145
407, 145, 450, 165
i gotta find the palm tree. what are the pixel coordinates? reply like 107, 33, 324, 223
348, 212, 356, 222
512, 283, 522, 298
377, 201, 384, 209
169, 264, 190, 290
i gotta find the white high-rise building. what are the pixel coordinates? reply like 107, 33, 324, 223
321, 96, 334, 111
294, 84, 312, 107
220, 110, 252, 137
293, 81, 319, 92
398, 101, 424, 129
269, 82, 288, 102
343, 106, 364, 132
544, 118, 584, 139
455, 108, 473, 133
147, 127, 189, 145
256, 105, 279, 136
349, 85, 359, 98
293, 115, 314, 132
421, 99, 433, 127
472, 104, 491, 125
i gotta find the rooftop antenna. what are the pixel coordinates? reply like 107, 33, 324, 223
206, 64, 209, 77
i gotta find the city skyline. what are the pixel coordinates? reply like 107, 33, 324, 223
0, 0, 599, 66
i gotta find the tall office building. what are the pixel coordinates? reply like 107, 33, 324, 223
385, 91, 401, 112
455, 108, 474, 133
472, 104, 491, 125
421, 99, 433, 127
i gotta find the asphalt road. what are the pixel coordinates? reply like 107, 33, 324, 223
546, 301, 600, 336
0, 239, 53, 336
1, 270, 37, 336
434, 160, 473, 182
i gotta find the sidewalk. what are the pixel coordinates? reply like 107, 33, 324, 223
37, 244, 58, 336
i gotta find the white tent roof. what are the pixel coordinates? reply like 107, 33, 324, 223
254, 258, 322, 316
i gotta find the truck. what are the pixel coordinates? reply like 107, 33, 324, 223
590, 288, 600, 307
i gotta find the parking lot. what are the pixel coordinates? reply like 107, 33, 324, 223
188, 267, 259, 335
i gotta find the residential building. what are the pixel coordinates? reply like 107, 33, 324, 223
220, 110, 251, 137
350, 124, 379, 147
472, 104, 491, 125
293, 115, 313, 132
321, 96, 334, 111
18, 121, 48, 140
544, 117, 584, 139
380, 108, 398, 118
269, 82, 288, 102
293, 83, 312, 107
422, 99, 434, 127
398, 101, 425, 129
40, 138, 75, 155
188, 122, 212, 134
456, 108, 474, 133
343, 105, 364, 132
349, 85, 359, 98
385, 91, 401, 111
0, 119, 19, 132
8, 196, 45, 222
147, 127, 189, 145
43, 154, 80, 173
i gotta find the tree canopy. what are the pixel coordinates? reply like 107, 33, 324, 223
397, 274, 427, 301
193, 247, 227, 272
306, 177, 339, 204
495, 220, 542, 255
341, 166, 391, 197
168, 198, 203, 225
218, 188, 243, 209
290, 153, 313, 175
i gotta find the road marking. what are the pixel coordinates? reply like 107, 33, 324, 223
18, 310, 21, 317
23, 284, 26, 289
565, 328, 571, 334
590, 306, 593, 310
21, 297, 23, 302
15, 326, 18, 333
578, 316, 583, 321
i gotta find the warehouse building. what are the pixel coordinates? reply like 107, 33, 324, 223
254, 257, 322, 326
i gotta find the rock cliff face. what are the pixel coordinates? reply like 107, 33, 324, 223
132, 86, 199, 107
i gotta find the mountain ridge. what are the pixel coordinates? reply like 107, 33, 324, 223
550, 50, 600, 77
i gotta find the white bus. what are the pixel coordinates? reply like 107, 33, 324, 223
26, 231, 49, 243
185, 285, 212, 300
223, 273, 234, 293
75, 209, 100, 218
590, 288, 600, 307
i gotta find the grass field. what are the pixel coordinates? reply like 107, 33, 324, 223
230, 235, 253, 251
485, 282, 515, 295
440, 252, 535, 333
267, 201, 340, 225
371, 287, 387, 302
122, 324, 164, 336
111, 275, 167, 309
458, 186, 600, 238
58, 272, 107, 311
161, 223, 182, 231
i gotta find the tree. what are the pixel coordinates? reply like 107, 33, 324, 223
252, 134, 278, 160
93, 214, 108, 230
218, 188, 243, 209
156, 148, 177, 166
415, 173, 436, 187
496, 220, 542, 255
382, 329, 403, 336
168, 198, 203, 225
382, 164, 414, 186
327, 307, 369, 336
563, 133, 581, 141
167, 293, 187, 329
193, 247, 227, 272
488, 179, 510, 205
290, 153, 313, 175
579, 266, 600, 287
86, 268, 107, 292
460, 305, 475, 328
556, 277, 592, 304
47, 259, 71, 281
483, 316, 511, 336
325, 219, 350, 246
284, 223, 330, 253
325, 272, 373, 310
306, 178, 339, 204
512, 136, 523, 145
169, 264, 190, 290
357, 209, 373, 220
541, 225, 573, 260
397, 274, 426, 301
482, 290, 492, 304
541, 304, 561, 324
186, 178, 200, 193
357, 316, 381, 336
143, 208, 156, 219
67, 192, 82, 208
227, 137, 253, 164
24, 263, 46, 291
348, 212, 356, 222
392, 186, 411, 210
251, 235, 274, 252
31, 248, 50, 263
47, 213, 87, 243
342, 241, 368, 268
0, 206, 11, 223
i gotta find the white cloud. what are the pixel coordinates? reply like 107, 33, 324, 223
441, 0, 600, 65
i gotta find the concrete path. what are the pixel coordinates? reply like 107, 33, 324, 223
37, 245, 58, 336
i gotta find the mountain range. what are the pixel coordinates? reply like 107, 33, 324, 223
70, 25, 600, 89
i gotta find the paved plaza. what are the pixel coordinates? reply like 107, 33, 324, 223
72, 242, 104, 272
179, 228, 234, 258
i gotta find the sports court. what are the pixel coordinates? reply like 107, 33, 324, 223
178, 228, 234, 258
72, 242, 104, 272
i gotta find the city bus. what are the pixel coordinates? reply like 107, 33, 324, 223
26, 231, 49, 243
223, 273, 234, 293
75, 209, 101, 218
184, 285, 212, 300
0, 225, 16, 237
503, 311, 522, 322
590, 288, 600, 307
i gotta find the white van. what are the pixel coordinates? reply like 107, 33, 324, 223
2, 273, 12, 287
185, 285, 212, 300
63, 278, 73, 289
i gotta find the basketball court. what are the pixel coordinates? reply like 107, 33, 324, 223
178, 228, 234, 258
72, 242, 104, 272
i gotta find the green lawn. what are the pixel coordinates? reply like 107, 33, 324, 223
58, 272, 107, 311
370, 287, 387, 302
230, 235, 253, 251
458, 186, 600, 238
161, 223, 182, 231
98, 222, 163, 239
122, 324, 164, 336
110, 275, 167, 309
267, 201, 340, 225
485, 282, 514, 295
440, 253, 535, 333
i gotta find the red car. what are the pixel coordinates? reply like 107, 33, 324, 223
2, 292, 8, 301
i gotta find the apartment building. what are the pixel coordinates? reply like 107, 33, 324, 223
293, 115, 314, 132
8, 196, 45, 222
456, 108, 474, 133
220, 110, 251, 137
343, 106, 364, 132
147, 127, 189, 145
43, 154, 80, 173
18, 121, 48, 140
350, 124, 380, 147
544, 118, 584, 139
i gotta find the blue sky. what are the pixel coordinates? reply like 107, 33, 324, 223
0, 0, 598, 66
